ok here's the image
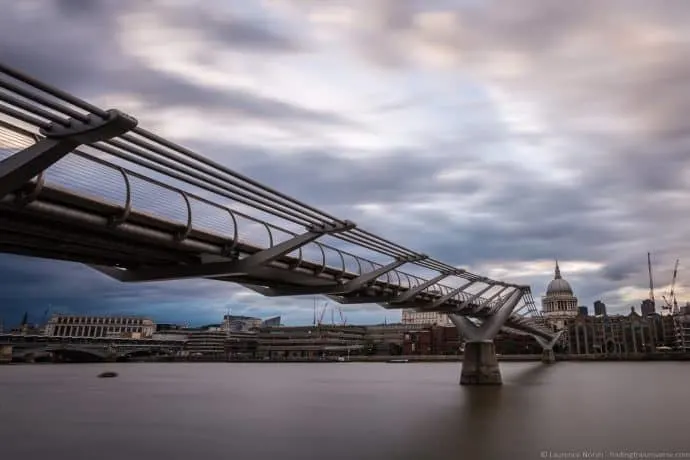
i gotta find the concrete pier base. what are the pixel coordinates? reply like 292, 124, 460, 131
541, 348, 556, 364
460, 341, 502, 385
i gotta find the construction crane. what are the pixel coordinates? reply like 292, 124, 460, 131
671, 259, 680, 315
648, 252, 656, 308
662, 259, 680, 314
317, 302, 328, 326
42, 304, 51, 326
338, 307, 347, 326
312, 297, 317, 326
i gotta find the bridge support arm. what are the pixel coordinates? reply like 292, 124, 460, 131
450, 288, 524, 385
426, 281, 475, 309
534, 330, 563, 364
388, 272, 450, 304
340, 254, 427, 294
0, 109, 137, 199
89, 220, 356, 283
475, 286, 512, 314
452, 282, 500, 316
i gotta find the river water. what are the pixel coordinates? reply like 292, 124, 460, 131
1, 362, 689, 460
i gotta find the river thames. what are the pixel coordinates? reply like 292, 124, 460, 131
1, 362, 689, 460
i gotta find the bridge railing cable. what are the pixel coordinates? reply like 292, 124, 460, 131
0, 62, 491, 283
0, 117, 494, 305
0, 62, 557, 335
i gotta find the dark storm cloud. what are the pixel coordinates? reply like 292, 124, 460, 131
0, 255, 391, 328
601, 260, 640, 283
0, 255, 224, 302
0, 254, 246, 327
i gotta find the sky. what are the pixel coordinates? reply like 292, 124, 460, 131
2, 0, 690, 328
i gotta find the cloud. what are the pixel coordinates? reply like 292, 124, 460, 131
3, 0, 690, 328
0, 1, 350, 130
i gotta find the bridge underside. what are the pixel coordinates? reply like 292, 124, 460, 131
0, 183, 554, 342
0, 61, 560, 384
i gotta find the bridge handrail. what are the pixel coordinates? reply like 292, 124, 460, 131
0, 63, 506, 283
0, 62, 555, 336
0, 121, 503, 308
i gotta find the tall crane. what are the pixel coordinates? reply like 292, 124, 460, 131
317, 302, 328, 326
312, 297, 317, 326
338, 307, 347, 326
648, 252, 656, 308
662, 259, 680, 314
671, 259, 680, 314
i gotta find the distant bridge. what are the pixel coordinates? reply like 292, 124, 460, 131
1, 334, 183, 361
0, 62, 560, 384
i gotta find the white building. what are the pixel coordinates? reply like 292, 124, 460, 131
43, 314, 155, 339
401, 309, 452, 327
222, 315, 263, 332
541, 261, 579, 330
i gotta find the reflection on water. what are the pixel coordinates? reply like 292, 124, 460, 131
1, 362, 688, 460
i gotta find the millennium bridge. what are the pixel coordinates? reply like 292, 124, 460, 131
0, 62, 561, 384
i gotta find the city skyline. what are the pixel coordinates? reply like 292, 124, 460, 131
2, 1, 690, 327
0, 260, 651, 329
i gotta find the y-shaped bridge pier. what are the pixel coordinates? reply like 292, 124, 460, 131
0, 62, 561, 384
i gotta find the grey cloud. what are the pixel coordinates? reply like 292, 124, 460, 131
162, 5, 305, 53
322, 0, 690, 310
0, 1, 349, 127
4, 0, 690, 322
183, 139, 619, 272
55, 0, 102, 15
138, 74, 350, 125
601, 259, 640, 283
226, 148, 483, 206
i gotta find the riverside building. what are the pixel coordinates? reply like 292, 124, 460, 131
43, 314, 155, 339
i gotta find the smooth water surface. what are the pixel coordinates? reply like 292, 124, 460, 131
1, 362, 689, 460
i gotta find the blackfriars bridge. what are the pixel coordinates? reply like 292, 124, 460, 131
0, 334, 183, 362
0, 62, 561, 384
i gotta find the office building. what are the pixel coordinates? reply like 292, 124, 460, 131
365, 324, 416, 355
403, 326, 541, 355
593, 300, 607, 316
673, 313, 690, 351
564, 308, 684, 355
263, 316, 281, 327
185, 330, 226, 359
222, 315, 263, 332
256, 325, 367, 360
640, 299, 656, 316
578, 306, 589, 316
401, 309, 451, 326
